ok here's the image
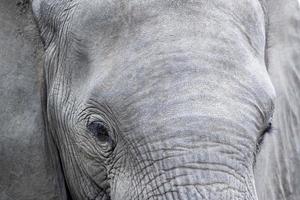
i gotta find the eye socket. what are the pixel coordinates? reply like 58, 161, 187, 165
86, 119, 113, 144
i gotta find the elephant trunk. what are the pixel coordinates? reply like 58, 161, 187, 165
111, 150, 258, 200
110, 118, 259, 200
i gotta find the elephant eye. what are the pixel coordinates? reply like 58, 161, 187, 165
257, 122, 273, 149
87, 120, 112, 143
263, 122, 273, 134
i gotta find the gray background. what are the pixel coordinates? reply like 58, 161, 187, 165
0, 1, 58, 199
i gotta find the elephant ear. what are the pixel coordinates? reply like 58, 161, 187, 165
0, 1, 67, 200
255, 0, 300, 199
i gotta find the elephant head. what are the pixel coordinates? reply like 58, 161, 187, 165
32, 0, 278, 199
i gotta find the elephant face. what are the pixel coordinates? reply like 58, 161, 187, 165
33, 0, 276, 199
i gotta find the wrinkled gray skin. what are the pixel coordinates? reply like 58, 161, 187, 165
1, 0, 300, 200
32, 0, 300, 199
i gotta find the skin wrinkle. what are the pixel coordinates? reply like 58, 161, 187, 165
104, 123, 156, 199
33, 0, 278, 199
79, 100, 160, 199
65, 131, 105, 199
126, 138, 255, 198
141, 128, 251, 156
133, 144, 249, 172
141, 162, 248, 189
74, 116, 119, 198
128, 115, 258, 148
131, 135, 253, 170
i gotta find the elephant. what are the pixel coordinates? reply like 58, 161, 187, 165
0, 0, 300, 199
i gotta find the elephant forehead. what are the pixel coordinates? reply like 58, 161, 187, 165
83, 52, 275, 133
42, 0, 274, 130
72, 0, 264, 24
67, 0, 270, 98
81, 24, 275, 116
70, 0, 265, 49
73, 25, 275, 131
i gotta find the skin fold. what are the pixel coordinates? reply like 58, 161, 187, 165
19, 0, 300, 199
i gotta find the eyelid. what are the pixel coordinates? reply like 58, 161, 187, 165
257, 118, 273, 145
86, 115, 106, 126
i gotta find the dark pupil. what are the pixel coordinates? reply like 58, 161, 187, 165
87, 121, 110, 142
